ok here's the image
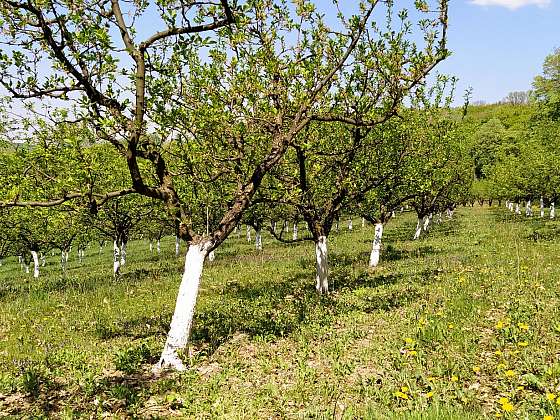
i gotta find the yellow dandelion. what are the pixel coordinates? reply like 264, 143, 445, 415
495, 350, 502, 356
543, 415, 554, 420
495, 414, 502, 418
556, 396, 560, 405
516, 386, 524, 391
496, 320, 504, 329
409, 350, 418, 356
502, 401, 514, 412
546, 393, 556, 401
499, 397, 509, 405
401, 386, 409, 392
517, 322, 529, 331
404, 337, 415, 345
393, 391, 409, 400
461, 396, 468, 403
518, 341, 529, 347
473, 366, 481, 373
505, 370, 516, 378
426, 391, 434, 398
497, 363, 507, 370
448, 323, 455, 329
451, 375, 459, 382
427, 376, 437, 382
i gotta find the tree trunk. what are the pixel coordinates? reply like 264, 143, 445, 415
348, 218, 353, 231
154, 241, 210, 371
40, 253, 46, 267
246, 225, 251, 242
175, 236, 180, 257
113, 241, 120, 276
31, 250, 39, 278
551, 202, 556, 219
208, 250, 215, 261
515, 203, 520, 215
292, 223, 298, 241
149, 240, 153, 253
369, 223, 384, 268
157, 239, 161, 254
361, 217, 365, 228
540, 197, 545, 218
255, 229, 262, 251
315, 236, 329, 294
423, 213, 432, 232
120, 241, 127, 266
525, 200, 532, 217
413, 217, 422, 240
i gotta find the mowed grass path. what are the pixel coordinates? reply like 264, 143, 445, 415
1, 206, 560, 418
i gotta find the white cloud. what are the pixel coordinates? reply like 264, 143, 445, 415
470, 0, 551, 9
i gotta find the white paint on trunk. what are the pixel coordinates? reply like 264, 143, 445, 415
422, 214, 432, 232
246, 225, 252, 242
361, 217, 365, 228
315, 236, 329, 294
255, 229, 262, 250
157, 240, 161, 254
515, 203, 520, 215
113, 241, 120, 276
525, 200, 532, 217
149, 241, 153, 253
540, 197, 545, 218
24, 264, 30, 274
551, 202, 556, 219
369, 223, 384, 268
120, 241, 127, 266
413, 217, 422, 240
208, 250, 215, 262
175, 236, 180, 257
40, 253, 46, 267
272, 221, 276, 234
292, 223, 298, 241
348, 219, 353, 231
436, 212, 442, 223
335, 221, 339, 233
155, 242, 209, 371
31, 250, 39, 278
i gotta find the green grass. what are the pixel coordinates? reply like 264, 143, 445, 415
1, 206, 560, 418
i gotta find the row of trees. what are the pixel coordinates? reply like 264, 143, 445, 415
0, 0, 461, 370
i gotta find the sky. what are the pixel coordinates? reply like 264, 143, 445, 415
435, 0, 560, 104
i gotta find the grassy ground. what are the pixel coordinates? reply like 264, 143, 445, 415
1, 206, 560, 419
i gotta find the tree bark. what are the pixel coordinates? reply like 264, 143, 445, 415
175, 236, 180, 257
315, 236, 329, 294
369, 223, 384, 268
113, 240, 120, 276
154, 241, 211, 371
31, 250, 39, 278
255, 229, 262, 251
246, 225, 251, 242
292, 223, 298, 241
413, 217, 422, 240
551, 202, 556, 219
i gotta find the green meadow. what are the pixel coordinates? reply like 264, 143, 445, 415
1, 205, 560, 419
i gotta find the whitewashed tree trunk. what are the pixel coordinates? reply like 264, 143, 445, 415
24, 263, 30, 274
272, 221, 277, 234
149, 241, 153, 253
246, 225, 252, 242
335, 221, 339, 233
423, 214, 432, 232
391, 211, 396, 219
413, 217, 423, 240
525, 200, 532, 217
113, 241, 120, 276
175, 236, 180, 257
157, 239, 161, 254
315, 236, 329, 294
361, 217, 365, 228
292, 223, 298, 240
348, 219, 353, 231
120, 241, 127, 266
255, 229, 262, 251
515, 203, 520, 215
540, 197, 545, 218
208, 250, 215, 261
40, 253, 46, 267
369, 223, 384, 268
551, 202, 556, 219
155, 242, 210, 371
31, 250, 39, 278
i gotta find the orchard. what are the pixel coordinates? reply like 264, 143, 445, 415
0, 0, 559, 417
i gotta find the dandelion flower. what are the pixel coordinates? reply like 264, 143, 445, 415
505, 370, 516, 378
426, 391, 434, 398
451, 375, 459, 382
543, 415, 553, 420
546, 393, 556, 401
394, 391, 409, 400
502, 401, 514, 412
518, 341, 528, 347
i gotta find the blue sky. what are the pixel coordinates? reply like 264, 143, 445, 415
436, 0, 559, 104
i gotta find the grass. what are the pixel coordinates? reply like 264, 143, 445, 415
1, 206, 560, 418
